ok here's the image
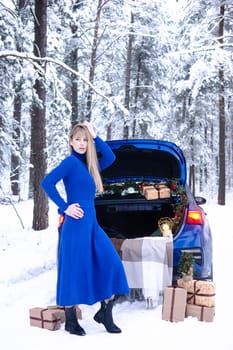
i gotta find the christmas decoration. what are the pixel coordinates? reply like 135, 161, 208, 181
100, 179, 186, 199
177, 252, 194, 281
158, 217, 173, 237
169, 180, 188, 232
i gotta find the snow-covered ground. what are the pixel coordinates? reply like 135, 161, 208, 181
0, 198, 233, 350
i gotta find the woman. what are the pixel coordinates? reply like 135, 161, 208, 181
41, 121, 129, 336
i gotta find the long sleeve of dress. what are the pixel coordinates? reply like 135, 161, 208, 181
94, 136, 115, 170
41, 157, 73, 213
41, 136, 115, 213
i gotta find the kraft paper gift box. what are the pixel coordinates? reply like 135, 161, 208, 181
156, 184, 171, 199
144, 186, 159, 200
177, 279, 215, 307
162, 286, 187, 322
47, 305, 82, 321
186, 304, 215, 322
29, 307, 61, 331
141, 185, 155, 194
47, 305, 66, 323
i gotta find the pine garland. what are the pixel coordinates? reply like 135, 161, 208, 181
101, 179, 187, 198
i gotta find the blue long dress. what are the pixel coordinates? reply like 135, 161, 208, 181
41, 136, 129, 306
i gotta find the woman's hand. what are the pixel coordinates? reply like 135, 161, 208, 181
82, 120, 96, 138
65, 203, 84, 219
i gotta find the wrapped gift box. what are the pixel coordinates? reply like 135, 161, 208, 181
47, 305, 66, 323
162, 286, 187, 322
141, 185, 155, 194
144, 187, 159, 200
186, 304, 215, 322
177, 279, 215, 307
156, 184, 171, 199
29, 307, 61, 331
47, 305, 82, 321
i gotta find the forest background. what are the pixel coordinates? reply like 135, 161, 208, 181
0, 0, 232, 231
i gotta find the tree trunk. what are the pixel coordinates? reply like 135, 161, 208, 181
30, 0, 48, 230
217, 5, 226, 205
70, 24, 79, 126
132, 50, 142, 137
86, 0, 103, 120
123, 11, 134, 139
11, 91, 21, 196
11, 0, 27, 196
189, 164, 195, 196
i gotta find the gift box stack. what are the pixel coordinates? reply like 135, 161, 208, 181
162, 280, 215, 322
142, 184, 171, 200
177, 279, 215, 322
29, 305, 82, 331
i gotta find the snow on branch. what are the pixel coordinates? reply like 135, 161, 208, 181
0, 1, 17, 18
0, 50, 115, 109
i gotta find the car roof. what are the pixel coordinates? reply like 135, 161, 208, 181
100, 139, 187, 185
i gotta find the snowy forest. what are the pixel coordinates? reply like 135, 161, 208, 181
0, 0, 232, 230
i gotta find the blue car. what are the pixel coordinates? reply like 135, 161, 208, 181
95, 139, 213, 282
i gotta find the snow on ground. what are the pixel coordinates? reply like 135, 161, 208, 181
0, 198, 233, 350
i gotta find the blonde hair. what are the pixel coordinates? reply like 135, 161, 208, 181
69, 124, 103, 193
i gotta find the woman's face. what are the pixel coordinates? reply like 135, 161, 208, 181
70, 130, 88, 154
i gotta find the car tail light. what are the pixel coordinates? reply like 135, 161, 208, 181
58, 214, 65, 228
186, 210, 203, 225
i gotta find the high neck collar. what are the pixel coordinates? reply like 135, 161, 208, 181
71, 148, 86, 163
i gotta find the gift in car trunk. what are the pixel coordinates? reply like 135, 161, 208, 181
95, 142, 187, 241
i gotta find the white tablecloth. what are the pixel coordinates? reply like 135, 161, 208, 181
121, 236, 173, 305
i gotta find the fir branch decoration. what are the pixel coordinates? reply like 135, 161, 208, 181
177, 252, 195, 276
101, 179, 187, 198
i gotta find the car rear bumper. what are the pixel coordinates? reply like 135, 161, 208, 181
173, 223, 213, 280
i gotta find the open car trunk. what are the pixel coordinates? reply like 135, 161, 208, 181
95, 139, 187, 243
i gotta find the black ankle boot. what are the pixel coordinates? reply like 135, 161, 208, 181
93, 301, 121, 333
65, 306, 86, 336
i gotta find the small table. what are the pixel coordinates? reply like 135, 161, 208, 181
121, 236, 173, 307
